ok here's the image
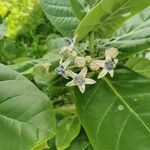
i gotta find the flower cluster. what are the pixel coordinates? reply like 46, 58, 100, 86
55, 37, 119, 93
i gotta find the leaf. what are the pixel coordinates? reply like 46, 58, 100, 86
47, 37, 66, 51
74, 0, 150, 41
67, 133, 89, 150
33, 142, 48, 150
69, 0, 86, 20
76, 68, 150, 150
105, 7, 150, 59
40, 0, 79, 36
0, 64, 56, 150
56, 116, 81, 150
125, 57, 150, 78
11, 49, 59, 75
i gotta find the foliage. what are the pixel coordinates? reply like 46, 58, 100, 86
0, 0, 150, 150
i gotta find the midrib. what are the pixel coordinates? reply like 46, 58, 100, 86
104, 77, 150, 133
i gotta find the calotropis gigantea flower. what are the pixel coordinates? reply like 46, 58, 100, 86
65, 67, 96, 93
59, 36, 77, 55
55, 59, 71, 78
97, 48, 119, 79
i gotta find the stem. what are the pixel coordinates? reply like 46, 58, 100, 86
89, 31, 95, 55
85, 0, 93, 8
55, 104, 76, 116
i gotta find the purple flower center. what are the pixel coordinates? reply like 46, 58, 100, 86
74, 75, 85, 86
105, 60, 114, 70
56, 65, 65, 75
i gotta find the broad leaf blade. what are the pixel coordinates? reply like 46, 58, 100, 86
40, 0, 79, 36
106, 7, 150, 58
69, 0, 86, 20
75, 0, 150, 41
0, 64, 56, 150
125, 57, 150, 78
56, 116, 81, 150
76, 69, 150, 150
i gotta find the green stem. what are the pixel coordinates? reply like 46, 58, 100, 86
85, 0, 93, 8
89, 31, 95, 55
55, 104, 76, 117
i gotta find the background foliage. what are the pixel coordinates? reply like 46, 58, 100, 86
0, 0, 150, 150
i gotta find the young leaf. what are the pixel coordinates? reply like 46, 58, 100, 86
74, 0, 150, 41
56, 116, 81, 150
66, 133, 89, 150
125, 57, 150, 78
0, 64, 56, 150
69, 0, 86, 20
47, 37, 66, 51
104, 7, 150, 59
76, 68, 150, 150
40, 0, 79, 36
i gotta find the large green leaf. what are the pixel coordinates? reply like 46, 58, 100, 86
105, 7, 150, 58
56, 116, 81, 150
40, 0, 79, 36
75, 0, 150, 41
125, 57, 150, 78
0, 64, 56, 150
69, 0, 86, 20
76, 68, 150, 150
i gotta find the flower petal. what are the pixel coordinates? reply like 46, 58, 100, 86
78, 84, 85, 93
107, 48, 119, 59
114, 59, 118, 64
59, 47, 67, 54
62, 59, 71, 68
109, 70, 114, 77
98, 68, 108, 79
66, 80, 76, 86
105, 49, 111, 60
79, 67, 88, 78
85, 78, 96, 84
65, 70, 77, 78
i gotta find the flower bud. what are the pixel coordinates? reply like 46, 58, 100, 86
69, 50, 77, 59
85, 56, 92, 64
74, 56, 86, 68
89, 60, 103, 71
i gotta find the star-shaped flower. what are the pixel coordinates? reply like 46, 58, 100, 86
97, 48, 119, 79
55, 59, 71, 78
59, 36, 77, 55
65, 67, 96, 93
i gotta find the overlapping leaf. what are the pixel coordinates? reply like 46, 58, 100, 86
105, 7, 150, 58
76, 68, 150, 150
75, 0, 150, 41
56, 116, 81, 150
40, 0, 79, 36
0, 64, 56, 150
125, 57, 150, 78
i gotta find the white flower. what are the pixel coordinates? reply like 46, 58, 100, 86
59, 36, 77, 55
97, 48, 119, 79
65, 67, 96, 93
55, 59, 71, 78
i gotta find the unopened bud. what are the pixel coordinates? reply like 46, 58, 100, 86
89, 60, 103, 71
86, 56, 92, 64
69, 50, 77, 58
74, 56, 86, 68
